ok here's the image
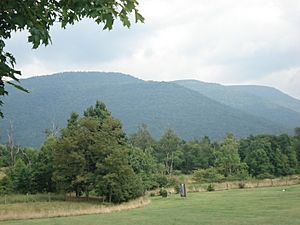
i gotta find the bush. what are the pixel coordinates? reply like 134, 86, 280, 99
95, 166, 145, 203
193, 168, 224, 183
159, 188, 168, 197
139, 173, 159, 191
155, 175, 168, 188
207, 184, 215, 192
172, 170, 182, 176
166, 176, 178, 187
149, 192, 156, 197
0, 176, 13, 195
152, 174, 180, 189
238, 182, 246, 189
257, 173, 275, 179
174, 184, 180, 194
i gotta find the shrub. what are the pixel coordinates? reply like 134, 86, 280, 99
166, 176, 178, 187
174, 184, 180, 194
155, 175, 168, 188
0, 176, 13, 195
238, 182, 246, 189
257, 173, 275, 179
172, 170, 182, 176
152, 174, 179, 189
193, 168, 224, 183
159, 188, 168, 197
149, 192, 156, 197
207, 184, 215, 192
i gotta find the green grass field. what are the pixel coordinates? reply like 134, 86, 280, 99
1, 185, 300, 225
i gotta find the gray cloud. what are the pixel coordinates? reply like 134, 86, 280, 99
6, 20, 149, 71
4, 0, 300, 99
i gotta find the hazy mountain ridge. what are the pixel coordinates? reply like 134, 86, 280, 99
0, 72, 298, 147
174, 80, 300, 129
229, 85, 300, 113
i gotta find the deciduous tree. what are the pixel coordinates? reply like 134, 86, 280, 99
156, 129, 182, 175
215, 134, 242, 177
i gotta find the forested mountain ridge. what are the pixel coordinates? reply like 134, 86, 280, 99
0, 72, 297, 147
229, 85, 300, 113
174, 80, 300, 129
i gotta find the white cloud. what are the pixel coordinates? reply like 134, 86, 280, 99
246, 67, 300, 99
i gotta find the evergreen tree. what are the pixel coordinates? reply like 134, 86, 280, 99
53, 100, 144, 201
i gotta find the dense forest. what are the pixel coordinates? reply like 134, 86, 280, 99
2, 72, 300, 147
1, 101, 299, 203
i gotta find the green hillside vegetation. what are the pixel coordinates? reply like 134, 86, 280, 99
0, 72, 293, 147
231, 85, 300, 113
174, 80, 300, 129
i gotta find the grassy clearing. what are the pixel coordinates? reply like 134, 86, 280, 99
0, 197, 149, 221
1, 184, 300, 225
182, 174, 300, 193
0, 193, 66, 204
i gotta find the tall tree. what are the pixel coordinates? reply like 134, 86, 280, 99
95, 146, 144, 203
242, 137, 273, 177
294, 127, 300, 172
32, 136, 56, 193
215, 134, 242, 177
156, 129, 182, 175
9, 158, 32, 194
245, 148, 273, 177
53, 100, 144, 201
0, 0, 144, 117
128, 146, 158, 190
240, 134, 298, 177
129, 124, 155, 151
180, 137, 214, 173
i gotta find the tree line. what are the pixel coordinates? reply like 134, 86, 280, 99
0, 101, 300, 202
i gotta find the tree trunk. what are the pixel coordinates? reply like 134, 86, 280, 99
170, 152, 174, 175
109, 186, 112, 203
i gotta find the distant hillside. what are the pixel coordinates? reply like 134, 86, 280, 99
229, 85, 300, 113
0, 72, 293, 147
174, 80, 300, 130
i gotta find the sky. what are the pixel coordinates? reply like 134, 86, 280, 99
5, 0, 300, 99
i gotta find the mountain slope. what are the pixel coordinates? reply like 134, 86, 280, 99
0, 72, 289, 147
174, 80, 300, 130
229, 85, 300, 113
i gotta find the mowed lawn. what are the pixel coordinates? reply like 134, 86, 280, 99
2, 185, 300, 225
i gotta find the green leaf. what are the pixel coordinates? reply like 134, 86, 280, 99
6, 81, 30, 93
135, 11, 145, 23
125, 1, 135, 11
103, 14, 114, 30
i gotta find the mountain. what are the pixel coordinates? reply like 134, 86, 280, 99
229, 85, 300, 113
0, 72, 295, 147
174, 80, 300, 130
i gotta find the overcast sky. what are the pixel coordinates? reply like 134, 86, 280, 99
6, 0, 300, 99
